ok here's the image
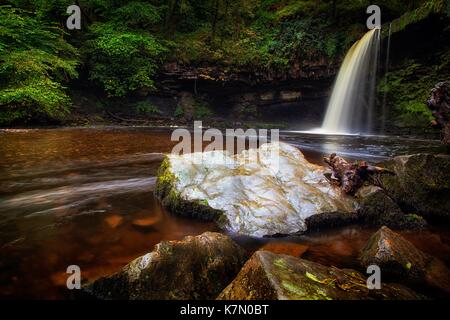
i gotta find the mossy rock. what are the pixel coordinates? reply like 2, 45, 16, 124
382, 0, 449, 38
379, 153, 450, 220
218, 250, 424, 300
360, 226, 450, 294
155, 143, 356, 237
83, 232, 247, 299
356, 186, 427, 229
155, 156, 227, 224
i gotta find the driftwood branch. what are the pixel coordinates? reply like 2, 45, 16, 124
323, 153, 394, 194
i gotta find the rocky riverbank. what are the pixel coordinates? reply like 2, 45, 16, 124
82, 227, 449, 300
156, 142, 449, 235
80, 141, 450, 300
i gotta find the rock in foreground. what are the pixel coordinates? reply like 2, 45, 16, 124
380, 153, 450, 220
156, 142, 356, 237
83, 232, 247, 299
218, 250, 423, 300
360, 226, 450, 294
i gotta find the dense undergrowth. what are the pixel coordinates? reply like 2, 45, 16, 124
379, 48, 450, 130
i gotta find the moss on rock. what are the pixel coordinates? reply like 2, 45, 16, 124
218, 250, 424, 300
83, 232, 247, 299
382, 0, 449, 37
360, 226, 450, 294
155, 156, 227, 224
155, 143, 356, 237
379, 153, 450, 220
356, 186, 427, 229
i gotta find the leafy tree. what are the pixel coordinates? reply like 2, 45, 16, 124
113, 1, 162, 28
84, 22, 167, 97
0, 5, 79, 124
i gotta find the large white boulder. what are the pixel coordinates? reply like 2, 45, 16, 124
156, 142, 355, 237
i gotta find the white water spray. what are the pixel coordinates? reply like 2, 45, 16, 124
316, 28, 380, 135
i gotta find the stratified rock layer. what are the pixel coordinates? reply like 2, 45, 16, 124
217, 250, 424, 300
156, 142, 356, 237
83, 232, 247, 299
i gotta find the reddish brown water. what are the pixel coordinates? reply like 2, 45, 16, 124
0, 127, 448, 299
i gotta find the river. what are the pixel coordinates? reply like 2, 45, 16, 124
0, 127, 448, 298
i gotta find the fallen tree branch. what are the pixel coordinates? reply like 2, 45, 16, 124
323, 153, 394, 194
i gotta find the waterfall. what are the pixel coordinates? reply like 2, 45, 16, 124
316, 28, 380, 135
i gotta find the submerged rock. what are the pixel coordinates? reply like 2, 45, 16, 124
83, 232, 247, 299
356, 185, 426, 229
380, 153, 450, 220
359, 226, 450, 294
156, 142, 356, 237
260, 241, 309, 258
217, 250, 423, 300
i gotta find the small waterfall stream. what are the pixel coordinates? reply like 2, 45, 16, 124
316, 28, 381, 135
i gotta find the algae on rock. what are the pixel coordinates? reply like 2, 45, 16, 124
218, 250, 424, 300
156, 142, 356, 237
83, 232, 247, 300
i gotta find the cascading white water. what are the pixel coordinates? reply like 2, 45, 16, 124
316, 28, 380, 135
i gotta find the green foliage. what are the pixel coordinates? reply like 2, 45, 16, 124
379, 50, 450, 128
0, 5, 78, 125
85, 22, 167, 97
135, 101, 161, 115
275, 1, 320, 21
274, 18, 341, 60
174, 105, 184, 117
387, 0, 449, 35
239, 103, 258, 119
194, 102, 213, 118
170, 0, 366, 71
113, 1, 161, 28
1, 0, 443, 126
0, 79, 71, 123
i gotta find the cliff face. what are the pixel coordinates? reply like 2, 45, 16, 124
159, 58, 338, 84
377, 1, 450, 136
150, 1, 449, 131
68, 1, 448, 132
149, 59, 338, 127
